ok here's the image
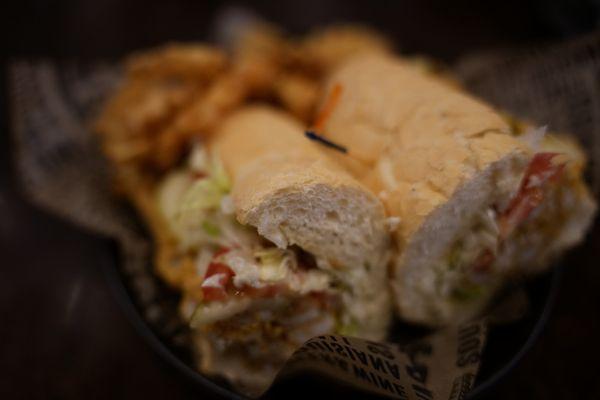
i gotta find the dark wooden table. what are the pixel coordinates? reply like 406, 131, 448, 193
2, 1, 599, 399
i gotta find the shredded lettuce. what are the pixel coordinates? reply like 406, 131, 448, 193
451, 284, 484, 302
255, 248, 285, 266
201, 220, 221, 237
447, 244, 462, 270
211, 159, 231, 193
178, 147, 231, 218
433, 208, 500, 303
255, 248, 290, 282
179, 179, 226, 213
170, 146, 237, 248
336, 318, 358, 336
157, 170, 192, 222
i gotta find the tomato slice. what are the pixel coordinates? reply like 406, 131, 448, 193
201, 250, 234, 302
498, 152, 565, 239
213, 247, 230, 259
205, 262, 234, 280
200, 248, 286, 302
201, 263, 233, 301
201, 286, 228, 302
199, 247, 319, 303
192, 171, 207, 180
472, 249, 496, 274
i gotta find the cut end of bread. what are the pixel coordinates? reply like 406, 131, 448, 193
393, 145, 597, 326
244, 182, 388, 272
243, 181, 393, 338
392, 151, 530, 325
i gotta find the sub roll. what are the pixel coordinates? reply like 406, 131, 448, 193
155, 105, 391, 392
318, 54, 596, 326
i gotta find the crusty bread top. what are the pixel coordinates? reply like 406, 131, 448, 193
209, 105, 389, 271
211, 105, 345, 186
210, 105, 370, 220
321, 54, 531, 239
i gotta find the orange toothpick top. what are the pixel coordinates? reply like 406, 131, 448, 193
312, 83, 343, 131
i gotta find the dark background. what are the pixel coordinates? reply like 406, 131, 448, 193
1, 1, 600, 399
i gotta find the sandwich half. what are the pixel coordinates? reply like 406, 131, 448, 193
317, 54, 596, 326
154, 105, 391, 392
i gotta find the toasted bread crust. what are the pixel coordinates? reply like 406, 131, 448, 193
323, 54, 531, 238
210, 105, 371, 222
